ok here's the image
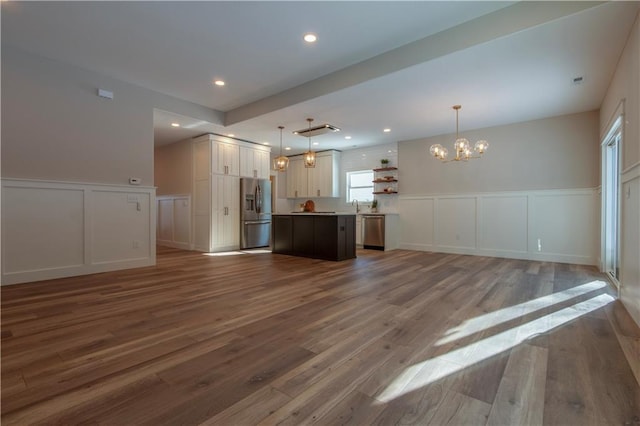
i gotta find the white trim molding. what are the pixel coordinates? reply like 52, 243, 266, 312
399, 188, 599, 265
1, 178, 156, 285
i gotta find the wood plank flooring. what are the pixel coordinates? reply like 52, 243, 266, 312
2, 247, 639, 425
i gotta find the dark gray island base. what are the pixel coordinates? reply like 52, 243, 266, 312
272, 213, 356, 261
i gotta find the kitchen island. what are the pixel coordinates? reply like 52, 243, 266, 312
272, 213, 356, 261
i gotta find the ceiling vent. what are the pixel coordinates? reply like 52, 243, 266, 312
293, 123, 341, 137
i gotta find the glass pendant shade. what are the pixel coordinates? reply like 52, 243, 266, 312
304, 150, 316, 168
303, 118, 316, 168
475, 140, 489, 154
273, 155, 289, 172
454, 138, 470, 152
430, 144, 443, 158
274, 125, 289, 172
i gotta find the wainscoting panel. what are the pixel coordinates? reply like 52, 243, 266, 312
91, 190, 152, 264
2, 186, 85, 273
531, 190, 598, 263
398, 198, 435, 250
1, 179, 156, 285
399, 188, 598, 265
436, 197, 477, 250
156, 195, 191, 250
480, 195, 528, 253
619, 164, 640, 327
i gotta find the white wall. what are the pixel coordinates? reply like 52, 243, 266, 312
398, 111, 600, 266
155, 138, 193, 196
1, 47, 223, 186
1, 179, 156, 285
600, 11, 640, 326
1, 47, 224, 283
401, 111, 599, 195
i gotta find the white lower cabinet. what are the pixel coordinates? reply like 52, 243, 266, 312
356, 215, 362, 245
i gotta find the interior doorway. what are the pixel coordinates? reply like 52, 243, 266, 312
601, 116, 622, 288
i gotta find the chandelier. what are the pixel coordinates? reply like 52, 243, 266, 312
430, 105, 489, 162
303, 118, 316, 168
273, 125, 289, 172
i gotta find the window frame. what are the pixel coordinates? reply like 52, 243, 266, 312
346, 170, 374, 203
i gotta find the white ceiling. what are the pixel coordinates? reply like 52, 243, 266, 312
3, 1, 639, 155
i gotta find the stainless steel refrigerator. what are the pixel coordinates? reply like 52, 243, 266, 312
240, 178, 272, 249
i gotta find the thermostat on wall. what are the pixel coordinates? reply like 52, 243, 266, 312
129, 177, 141, 185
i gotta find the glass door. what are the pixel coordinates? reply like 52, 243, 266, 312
602, 119, 621, 287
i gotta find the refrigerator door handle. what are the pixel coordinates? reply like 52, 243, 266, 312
256, 184, 262, 214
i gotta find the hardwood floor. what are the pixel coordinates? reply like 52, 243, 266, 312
2, 247, 639, 425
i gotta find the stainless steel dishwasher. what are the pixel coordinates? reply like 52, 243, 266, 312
362, 214, 385, 250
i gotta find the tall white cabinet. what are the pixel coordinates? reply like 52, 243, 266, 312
286, 150, 341, 198
192, 134, 270, 252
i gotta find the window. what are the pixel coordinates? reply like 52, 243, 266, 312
346, 170, 374, 202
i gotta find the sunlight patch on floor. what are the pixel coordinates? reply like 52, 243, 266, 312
436, 280, 608, 345
375, 292, 614, 404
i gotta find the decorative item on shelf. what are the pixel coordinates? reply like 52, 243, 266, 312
430, 105, 489, 163
273, 125, 289, 172
303, 118, 316, 168
380, 158, 390, 168
370, 199, 378, 213
303, 199, 315, 212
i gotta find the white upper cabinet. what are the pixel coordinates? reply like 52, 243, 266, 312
287, 150, 340, 198
286, 157, 308, 198
240, 145, 270, 179
212, 140, 239, 176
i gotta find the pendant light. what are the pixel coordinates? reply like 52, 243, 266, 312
273, 125, 289, 172
303, 118, 316, 168
430, 105, 489, 162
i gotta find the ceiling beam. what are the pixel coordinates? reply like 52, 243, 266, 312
225, 1, 604, 126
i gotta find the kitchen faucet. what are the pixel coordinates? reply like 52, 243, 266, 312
352, 199, 360, 213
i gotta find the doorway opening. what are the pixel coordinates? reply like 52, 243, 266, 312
601, 116, 622, 289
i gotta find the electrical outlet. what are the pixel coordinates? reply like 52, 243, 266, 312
132, 240, 140, 249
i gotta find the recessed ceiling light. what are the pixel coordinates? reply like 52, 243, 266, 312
227, 133, 235, 137
285, 147, 291, 151
312, 142, 319, 146
262, 142, 270, 145
171, 123, 180, 128
214, 79, 225, 86
303, 33, 317, 43
383, 128, 391, 133
345, 136, 352, 140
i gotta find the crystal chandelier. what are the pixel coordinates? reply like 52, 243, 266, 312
303, 118, 316, 168
430, 105, 489, 162
273, 125, 289, 172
